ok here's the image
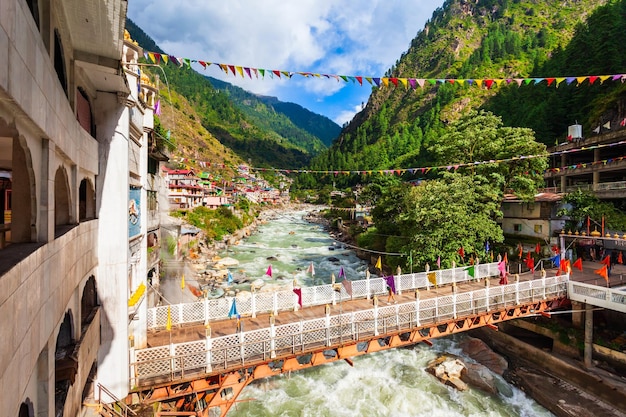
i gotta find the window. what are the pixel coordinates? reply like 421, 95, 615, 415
53, 29, 67, 96
513, 224, 522, 232
534, 224, 543, 234
25, 0, 40, 29
147, 191, 157, 211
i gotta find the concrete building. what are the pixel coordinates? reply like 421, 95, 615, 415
500, 192, 564, 242
165, 168, 205, 210
0, 1, 162, 415
545, 125, 626, 200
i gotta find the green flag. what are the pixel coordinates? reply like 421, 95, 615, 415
465, 266, 475, 278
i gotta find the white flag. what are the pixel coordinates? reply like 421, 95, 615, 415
306, 262, 315, 276
603, 121, 611, 130
593, 126, 601, 134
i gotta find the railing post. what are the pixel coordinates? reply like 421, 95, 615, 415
515, 274, 520, 305
415, 290, 421, 327
373, 297, 379, 336
273, 292, 279, 316
396, 267, 402, 295
204, 297, 209, 323
485, 279, 490, 311
452, 291, 457, 319
269, 315, 276, 359
177, 303, 183, 326
169, 343, 176, 378
325, 304, 331, 346
251, 290, 257, 318
129, 342, 137, 389
205, 324, 212, 373
366, 273, 371, 300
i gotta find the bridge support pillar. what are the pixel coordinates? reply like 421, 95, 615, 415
584, 302, 593, 368
571, 301, 584, 328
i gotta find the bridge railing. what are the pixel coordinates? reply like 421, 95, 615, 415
567, 281, 626, 313
131, 274, 568, 385
147, 262, 501, 330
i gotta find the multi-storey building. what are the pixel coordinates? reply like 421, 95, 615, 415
545, 125, 626, 200
0, 1, 165, 416
165, 168, 205, 209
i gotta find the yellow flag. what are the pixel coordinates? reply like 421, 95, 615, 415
166, 306, 172, 331
427, 272, 437, 286
375, 256, 382, 270
181, 274, 185, 290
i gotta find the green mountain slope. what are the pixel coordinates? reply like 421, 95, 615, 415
310, 0, 624, 183
125, 19, 339, 168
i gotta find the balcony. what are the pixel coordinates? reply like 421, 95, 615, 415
565, 181, 626, 199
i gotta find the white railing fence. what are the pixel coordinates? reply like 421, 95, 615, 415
147, 262, 501, 330
568, 281, 626, 313
131, 274, 569, 386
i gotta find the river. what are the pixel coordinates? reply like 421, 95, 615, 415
216, 209, 553, 417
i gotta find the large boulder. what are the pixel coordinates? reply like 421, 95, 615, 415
426, 355, 468, 391
460, 336, 508, 375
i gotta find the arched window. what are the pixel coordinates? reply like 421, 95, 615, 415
79, 178, 95, 221
18, 400, 32, 417
25, 0, 40, 30
81, 276, 97, 327
53, 29, 67, 96
54, 167, 71, 231
55, 311, 76, 416
76, 88, 94, 137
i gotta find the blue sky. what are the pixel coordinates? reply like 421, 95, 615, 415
128, 1, 442, 126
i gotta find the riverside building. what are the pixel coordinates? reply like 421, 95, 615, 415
0, 1, 166, 416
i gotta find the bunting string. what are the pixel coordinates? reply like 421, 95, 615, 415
144, 50, 626, 89
177, 138, 626, 178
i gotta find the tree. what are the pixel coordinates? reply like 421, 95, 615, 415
372, 173, 503, 272
557, 189, 626, 232
427, 110, 547, 201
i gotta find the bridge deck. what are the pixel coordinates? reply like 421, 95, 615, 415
147, 260, 625, 348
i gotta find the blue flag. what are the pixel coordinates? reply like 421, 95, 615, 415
551, 255, 560, 268
485, 241, 490, 252
228, 298, 238, 318
227, 271, 233, 285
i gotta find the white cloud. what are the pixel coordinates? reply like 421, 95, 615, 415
128, 0, 440, 122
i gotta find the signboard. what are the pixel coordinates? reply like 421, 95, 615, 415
129, 187, 141, 238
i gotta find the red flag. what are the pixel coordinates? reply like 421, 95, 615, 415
535, 242, 541, 254
525, 257, 535, 272
594, 265, 609, 282
266, 265, 273, 277
560, 259, 570, 274
600, 256, 611, 267
618, 252, 623, 264
517, 243, 523, 258
503, 252, 508, 264
458, 247, 465, 258
293, 288, 302, 307
573, 258, 583, 271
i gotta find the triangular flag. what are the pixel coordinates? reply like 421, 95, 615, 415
338, 266, 345, 279
601, 255, 611, 267
573, 258, 583, 271
465, 266, 475, 278
535, 242, 541, 254
293, 288, 302, 307
266, 265, 273, 277
594, 265, 609, 282
180, 274, 185, 290
551, 255, 561, 268
375, 256, 382, 270
166, 306, 172, 331
228, 298, 239, 318
307, 262, 316, 276
618, 252, 623, 264
458, 247, 465, 258
227, 271, 233, 285
427, 271, 437, 286
342, 279, 353, 297
437, 256, 441, 269
603, 121, 611, 130
503, 252, 508, 264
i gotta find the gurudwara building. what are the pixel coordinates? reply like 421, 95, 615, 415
0, 1, 166, 416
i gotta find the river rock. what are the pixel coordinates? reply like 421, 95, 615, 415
461, 362, 498, 395
328, 257, 341, 263
426, 355, 468, 391
460, 336, 508, 375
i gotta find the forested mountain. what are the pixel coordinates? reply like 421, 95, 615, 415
125, 19, 339, 169
304, 0, 626, 188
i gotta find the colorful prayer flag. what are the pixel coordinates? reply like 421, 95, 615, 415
465, 266, 475, 278
458, 247, 465, 258
181, 274, 185, 290
427, 271, 437, 285
375, 256, 382, 270
293, 288, 302, 307
228, 298, 239, 318
573, 258, 583, 271
266, 265, 273, 277
601, 255, 611, 267
535, 242, 541, 254
307, 262, 316, 276
594, 265, 609, 282
338, 266, 345, 279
